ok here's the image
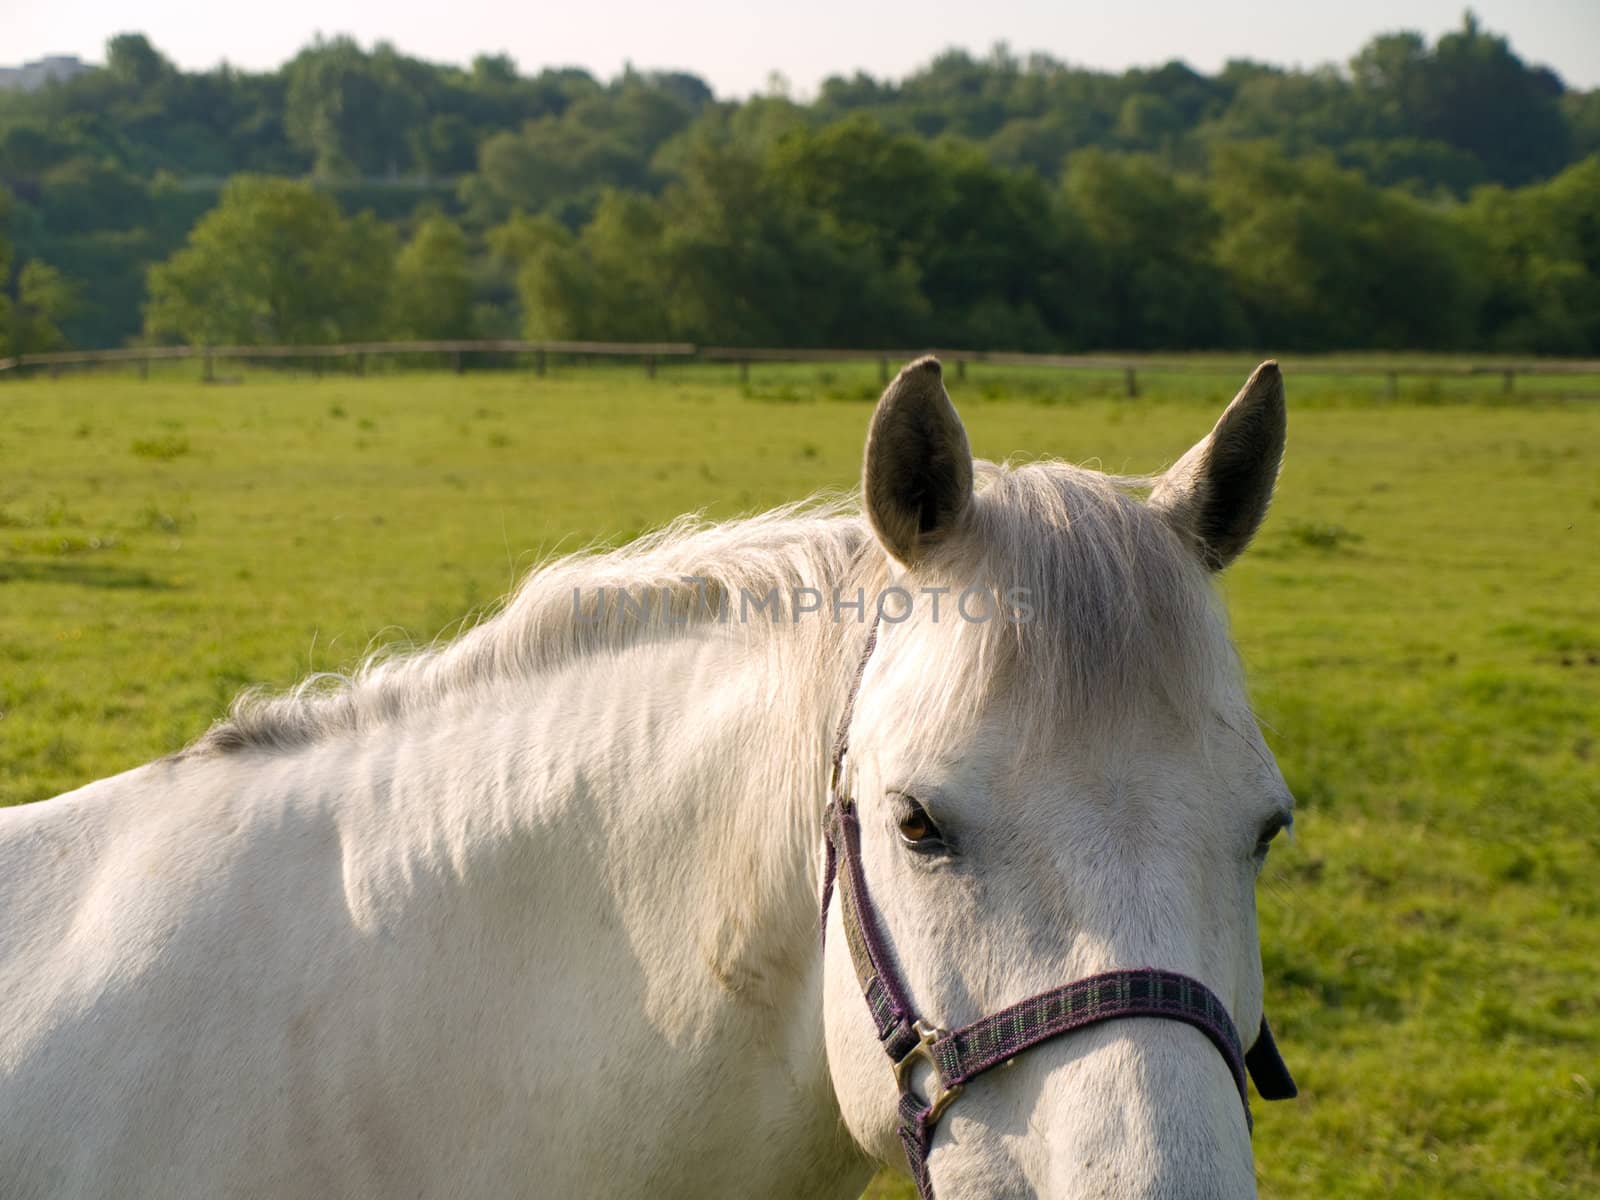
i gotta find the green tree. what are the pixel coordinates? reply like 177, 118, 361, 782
466, 78, 702, 222
389, 213, 474, 339
284, 38, 426, 177
409, 114, 478, 177
105, 33, 174, 89
486, 211, 571, 268
500, 142, 934, 347
765, 117, 1072, 346
471, 119, 640, 218
0, 187, 78, 357
1062, 150, 1243, 347
506, 214, 604, 340
2, 22, 1592, 356
658, 139, 932, 346
144, 175, 393, 346
1350, 14, 1570, 186
35, 159, 151, 235
1563, 90, 1600, 160
1199, 64, 1367, 161
1209, 143, 1482, 348
0, 188, 12, 353
7, 262, 76, 355
1461, 157, 1600, 353
494, 195, 663, 340
0, 124, 76, 186
985, 112, 1079, 175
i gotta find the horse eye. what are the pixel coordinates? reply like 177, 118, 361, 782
1254, 812, 1291, 861
896, 799, 945, 852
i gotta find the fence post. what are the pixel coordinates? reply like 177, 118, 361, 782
203, 350, 214, 384
739, 360, 749, 385
453, 350, 463, 375
139, 357, 149, 381
355, 353, 366, 377
956, 358, 967, 382
534, 349, 546, 377
1386, 371, 1398, 400
1502, 369, 1515, 394
1123, 366, 1138, 399
645, 354, 656, 379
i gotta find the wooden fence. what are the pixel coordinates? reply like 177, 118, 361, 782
701, 346, 1600, 396
0, 340, 694, 381
3, 339, 1598, 397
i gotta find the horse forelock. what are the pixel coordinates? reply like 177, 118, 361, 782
869, 459, 1241, 764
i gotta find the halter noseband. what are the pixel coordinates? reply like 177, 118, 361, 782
820, 620, 1297, 1198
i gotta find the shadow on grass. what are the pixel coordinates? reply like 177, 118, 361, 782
0, 559, 176, 590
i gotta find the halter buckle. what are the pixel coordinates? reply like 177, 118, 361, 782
893, 1019, 964, 1123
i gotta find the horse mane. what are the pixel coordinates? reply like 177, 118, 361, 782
191, 494, 871, 755
191, 460, 1236, 758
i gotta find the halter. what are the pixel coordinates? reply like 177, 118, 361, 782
820, 619, 1297, 1198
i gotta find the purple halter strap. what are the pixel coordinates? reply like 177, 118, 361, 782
819, 619, 1297, 1199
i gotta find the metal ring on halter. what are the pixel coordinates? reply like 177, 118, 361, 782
892, 1020, 964, 1123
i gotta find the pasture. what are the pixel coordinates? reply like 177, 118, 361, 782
2, 363, 1596, 1196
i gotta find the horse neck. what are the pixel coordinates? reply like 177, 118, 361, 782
326, 615, 871, 1189
594, 619, 857, 1014
329, 612, 861, 1025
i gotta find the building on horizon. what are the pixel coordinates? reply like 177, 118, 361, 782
0, 56, 93, 92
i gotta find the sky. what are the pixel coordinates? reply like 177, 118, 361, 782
4, 0, 1598, 95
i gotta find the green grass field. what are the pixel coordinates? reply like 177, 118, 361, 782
3, 363, 1597, 1196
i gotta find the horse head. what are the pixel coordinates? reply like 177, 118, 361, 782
823, 357, 1293, 1198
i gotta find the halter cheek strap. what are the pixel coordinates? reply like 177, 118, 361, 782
819, 620, 1297, 1198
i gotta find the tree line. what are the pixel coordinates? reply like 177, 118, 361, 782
2, 14, 1598, 357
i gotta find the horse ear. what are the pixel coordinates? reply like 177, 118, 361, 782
862, 356, 974, 567
1150, 360, 1286, 571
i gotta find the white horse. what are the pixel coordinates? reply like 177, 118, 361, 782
1, 358, 1294, 1198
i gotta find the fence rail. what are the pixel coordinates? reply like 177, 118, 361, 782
3, 340, 1599, 396
0, 339, 695, 380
